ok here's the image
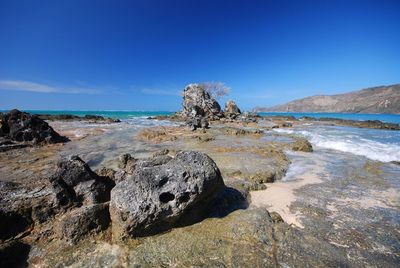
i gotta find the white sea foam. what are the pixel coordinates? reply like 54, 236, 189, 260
274, 127, 400, 162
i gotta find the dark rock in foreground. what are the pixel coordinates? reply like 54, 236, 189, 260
110, 151, 225, 239
0, 109, 68, 145
58, 203, 110, 244
50, 155, 115, 208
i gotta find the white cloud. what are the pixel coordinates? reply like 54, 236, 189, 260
0, 80, 101, 94
140, 88, 181, 96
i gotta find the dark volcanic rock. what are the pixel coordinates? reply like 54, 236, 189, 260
59, 203, 110, 244
37, 113, 121, 123
0, 240, 31, 268
110, 151, 225, 239
49, 155, 115, 208
0, 109, 68, 145
177, 84, 222, 119
186, 116, 209, 131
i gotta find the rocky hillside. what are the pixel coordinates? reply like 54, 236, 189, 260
254, 84, 400, 114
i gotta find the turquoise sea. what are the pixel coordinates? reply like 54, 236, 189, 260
1, 110, 400, 124
258, 112, 400, 124
1, 109, 399, 162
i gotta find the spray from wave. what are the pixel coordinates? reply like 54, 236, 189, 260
274, 126, 400, 162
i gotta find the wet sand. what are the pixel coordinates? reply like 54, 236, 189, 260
251, 152, 324, 228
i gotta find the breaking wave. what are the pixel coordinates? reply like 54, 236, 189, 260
274, 126, 400, 162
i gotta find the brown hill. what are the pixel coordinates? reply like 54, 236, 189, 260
254, 84, 400, 114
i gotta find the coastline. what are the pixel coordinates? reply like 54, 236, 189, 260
1, 108, 399, 267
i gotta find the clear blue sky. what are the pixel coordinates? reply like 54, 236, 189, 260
0, 0, 399, 111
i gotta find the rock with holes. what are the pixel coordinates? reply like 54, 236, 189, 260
110, 151, 225, 239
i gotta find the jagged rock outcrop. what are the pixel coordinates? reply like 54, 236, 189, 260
110, 151, 225, 239
0, 109, 68, 145
0, 155, 115, 243
178, 84, 222, 119
49, 155, 115, 208
224, 100, 241, 119
186, 116, 209, 131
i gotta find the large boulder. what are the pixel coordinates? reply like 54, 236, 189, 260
178, 84, 222, 119
0, 109, 68, 144
224, 100, 241, 119
110, 151, 225, 239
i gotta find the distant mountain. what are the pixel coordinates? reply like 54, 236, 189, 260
254, 84, 400, 114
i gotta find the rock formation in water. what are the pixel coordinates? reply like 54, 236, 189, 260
224, 100, 241, 119
178, 83, 223, 119
0, 109, 69, 145
254, 84, 400, 114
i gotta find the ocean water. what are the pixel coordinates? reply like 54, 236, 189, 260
2, 109, 399, 162
274, 125, 400, 162
1, 110, 399, 124
20, 110, 174, 119
259, 112, 400, 124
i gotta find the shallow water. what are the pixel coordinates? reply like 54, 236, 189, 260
274, 125, 400, 162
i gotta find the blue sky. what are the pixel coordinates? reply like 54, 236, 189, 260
0, 0, 399, 111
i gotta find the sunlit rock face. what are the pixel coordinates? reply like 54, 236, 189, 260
177, 84, 222, 119
110, 151, 225, 239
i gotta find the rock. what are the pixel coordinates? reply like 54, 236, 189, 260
269, 211, 284, 223
178, 84, 222, 119
224, 100, 241, 119
126, 208, 350, 267
49, 155, 115, 208
0, 209, 33, 241
37, 113, 121, 123
0, 241, 31, 268
95, 167, 117, 181
249, 170, 276, 183
59, 203, 110, 244
0, 109, 68, 145
0, 181, 51, 241
186, 116, 209, 131
118, 154, 137, 174
110, 151, 225, 239
292, 139, 313, 152
220, 127, 263, 136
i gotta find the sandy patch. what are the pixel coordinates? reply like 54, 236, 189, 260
250, 156, 324, 228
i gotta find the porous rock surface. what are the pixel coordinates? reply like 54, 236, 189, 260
110, 151, 225, 239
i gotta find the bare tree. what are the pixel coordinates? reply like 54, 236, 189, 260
200, 81, 231, 99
